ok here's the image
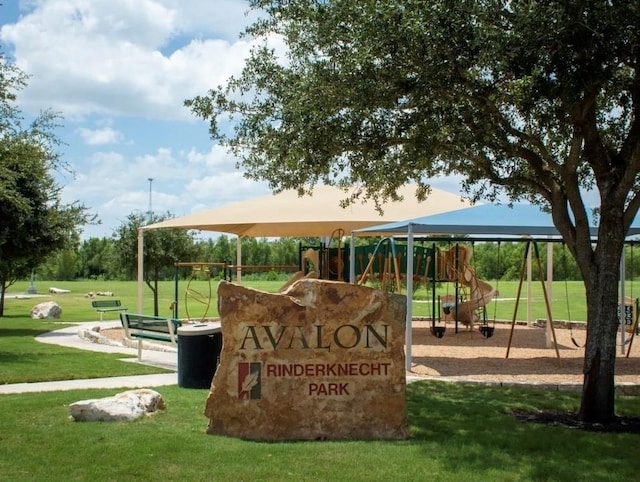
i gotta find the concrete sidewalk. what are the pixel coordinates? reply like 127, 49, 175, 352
0, 321, 179, 395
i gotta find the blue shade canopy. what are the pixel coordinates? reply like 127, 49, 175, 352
355, 203, 640, 238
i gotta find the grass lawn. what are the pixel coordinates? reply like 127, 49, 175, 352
1, 280, 640, 480
0, 382, 639, 481
0, 317, 172, 384
4, 277, 614, 323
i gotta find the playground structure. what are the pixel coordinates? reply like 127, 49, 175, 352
300, 237, 500, 336
176, 262, 225, 321
170, 238, 638, 359
171, 239, 501, 333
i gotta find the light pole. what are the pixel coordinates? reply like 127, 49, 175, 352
147, 178, 153, 223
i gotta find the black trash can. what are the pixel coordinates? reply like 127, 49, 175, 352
177, 322, 223, 389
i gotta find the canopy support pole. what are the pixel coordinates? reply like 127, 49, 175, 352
236, 236, 242, 282
349, 233, 356, 284
405, 224, 414, 372
137, 228, 144, 313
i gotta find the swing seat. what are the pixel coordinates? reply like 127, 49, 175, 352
431, 326, 446, 338
441, 298, 457, 321
479, 325, 494, 338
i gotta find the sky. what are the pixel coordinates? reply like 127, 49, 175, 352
0, 0, 465, 240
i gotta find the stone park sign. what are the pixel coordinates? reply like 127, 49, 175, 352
205, 279, 409, 441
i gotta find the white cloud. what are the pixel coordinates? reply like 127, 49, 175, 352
185, 171, 269, 203
185, 144, 238, 168
78, 126, 124, 145
163, 0, 259, 40
0, 0, 275, 120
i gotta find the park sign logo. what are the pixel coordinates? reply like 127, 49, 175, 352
205, 279, 409, 441
238, 362, 261, 400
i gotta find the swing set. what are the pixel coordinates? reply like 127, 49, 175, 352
505, 240, 562, 366
503, 238, 640, 365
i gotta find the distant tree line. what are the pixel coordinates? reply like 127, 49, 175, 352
33, 222, 640, 284
36, 233, 321, 282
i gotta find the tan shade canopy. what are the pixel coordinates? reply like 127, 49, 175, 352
142, 184, 471, 238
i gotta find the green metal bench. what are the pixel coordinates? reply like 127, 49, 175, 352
91, 299, 128, 321
120, 313, 182, 360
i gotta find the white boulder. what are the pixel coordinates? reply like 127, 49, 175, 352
30, 301, 62, 319
69, 389, 166, 422
49, 287, 71, 294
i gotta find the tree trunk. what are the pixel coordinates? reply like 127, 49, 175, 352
0, 280, 6, 317
578, 214, 625, 423
153, 276, 159, 317
144, 273, 158, 316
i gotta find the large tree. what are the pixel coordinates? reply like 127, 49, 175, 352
186, 1, 640, 423
0, 60, 90, 316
